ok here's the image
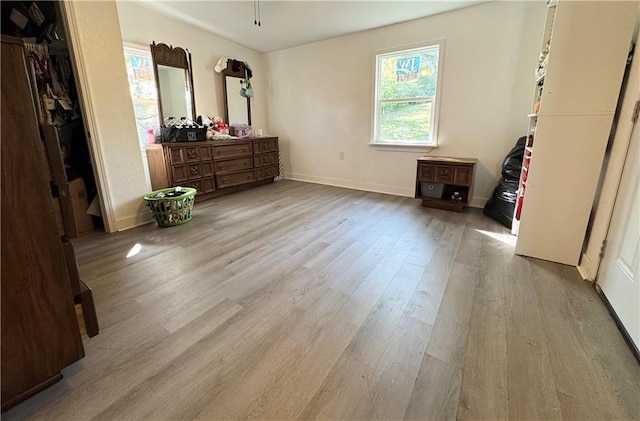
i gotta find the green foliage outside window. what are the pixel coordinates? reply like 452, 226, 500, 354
376, 45, 440, 144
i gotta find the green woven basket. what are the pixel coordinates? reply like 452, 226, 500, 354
143, 187, 197, 227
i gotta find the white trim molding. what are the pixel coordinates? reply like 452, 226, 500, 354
60, 0, 117, 233
284, 172, 486, 208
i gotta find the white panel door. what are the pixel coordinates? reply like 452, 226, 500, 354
599, 113, 640, 349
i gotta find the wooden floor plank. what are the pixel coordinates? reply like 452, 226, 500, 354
4, 180, 639, 421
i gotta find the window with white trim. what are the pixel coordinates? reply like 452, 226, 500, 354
123, 45, 159, 148
373, 42, 442, 146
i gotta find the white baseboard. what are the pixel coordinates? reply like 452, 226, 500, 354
116, 212, 153, 231
285, 172, 415, 197
577, 252, 595, 283
285, 172, 486, 208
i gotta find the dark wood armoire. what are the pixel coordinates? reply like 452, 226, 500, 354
1, 35, 98, 410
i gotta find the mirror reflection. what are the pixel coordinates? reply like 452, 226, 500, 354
225, 76, 249, 125
149, 41, 196, 123
157, 65, 193, 119
222, 59, 252, 126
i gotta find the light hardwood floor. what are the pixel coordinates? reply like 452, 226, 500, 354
5, 180, 639, 420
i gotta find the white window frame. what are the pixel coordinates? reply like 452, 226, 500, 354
123, 42, 158, 189
123, 42, 159, 149
371, 40, 444, 148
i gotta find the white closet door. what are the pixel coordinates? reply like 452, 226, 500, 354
599, 112, 640, 349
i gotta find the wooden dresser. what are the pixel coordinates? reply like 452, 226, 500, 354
146, 137, 279, 200
1, 35, 98, 411
415, 156, 477, 212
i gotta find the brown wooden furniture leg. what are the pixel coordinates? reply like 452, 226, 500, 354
78, 281, 99, 338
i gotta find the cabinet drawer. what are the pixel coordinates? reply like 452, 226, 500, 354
184, 147, 199, 162
263, 166, 279, 179
201, 177, 215, 193
216, 170, 255, 188
212, 143, 252, 160
202, 161, 214, 177
169, 147, 185, 165
253, 139, 278, 154
179, 179, 201, 192
171, 165, 189, 183
454, 166, 472, 186
214, 157, 253, 174
187, 163, 202, 180
254, 152, 278, 168
199, 146, 213, 161
418, 164, 435, 182
435, 165, 454, 183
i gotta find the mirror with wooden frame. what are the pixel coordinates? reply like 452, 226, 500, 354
150, 41, 196, 123
223, 59, 251, 126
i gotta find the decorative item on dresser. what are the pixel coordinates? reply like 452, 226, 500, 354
146, 137, 279, 201
415, 156, 477, 212
1, 35, 98, 411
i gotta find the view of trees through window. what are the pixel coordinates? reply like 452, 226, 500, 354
375, 45, 439, 144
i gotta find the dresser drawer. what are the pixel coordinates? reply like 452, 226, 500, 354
199, 146, 213, 161
212, 143, 252, 160
186, 163, 202, 180
179, 179, 201, 192
263, 166, 279, 179
418, 164, 435, 182
435, 165, 454, 184
216, 170, 256, 188
255, 166, 278, 181
214, 157, 253, 174
171, 165, 189, 183
254, 152, 278, 168
167, 146, 200, 165
169, 147, 185, 165
454, 166, 473, 186
253, 139, 278, 154
201, 177, 215, 193
202, 161, 214, 177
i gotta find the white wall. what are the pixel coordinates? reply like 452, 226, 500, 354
63, 0, 151, 231
116, 1, 268, 132
266, 1, 546, 205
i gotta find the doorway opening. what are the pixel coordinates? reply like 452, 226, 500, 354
1, 1, 106, 236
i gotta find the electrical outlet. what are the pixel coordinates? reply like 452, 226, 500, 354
339, 152, 345, 160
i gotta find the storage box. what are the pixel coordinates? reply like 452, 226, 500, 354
229, 124, 252, 138
68, 178, 94, 234
420, 182, 444, 199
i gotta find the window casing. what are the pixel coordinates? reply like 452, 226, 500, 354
373, 41, 443, 147
123, 45, 159, 149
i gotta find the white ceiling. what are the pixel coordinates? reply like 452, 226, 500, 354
135, 1, 484, 53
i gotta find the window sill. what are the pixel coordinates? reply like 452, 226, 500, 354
369, 142, 438, 153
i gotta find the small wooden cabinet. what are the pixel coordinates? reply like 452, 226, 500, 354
147, 137, 279, 201
415, 156, 477, 212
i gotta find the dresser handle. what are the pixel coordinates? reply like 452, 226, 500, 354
188, 150, 197, 159
247, 175, 252, 179
190, 166, 198, 174
217, 150, 222, 155
220, 165, 224, 169
243, 148, 247, 152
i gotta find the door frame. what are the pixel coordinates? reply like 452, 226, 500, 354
595, 113, 640, 361
58, 0, 117, 233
